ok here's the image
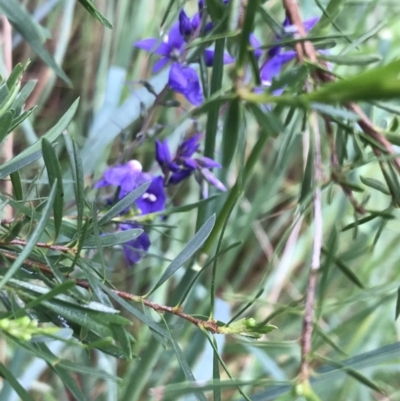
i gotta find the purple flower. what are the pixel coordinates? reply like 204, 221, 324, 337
250, 34, 262, 60
94, 160, 144, 198
259, 16, 319, 93
169, 63, 204, 106
134, 7, 234, 105
135, 176, 166, 215
120, 224, 150, 265
135, 22, 185, 73
155, 135, 226, 192
95, 160, 166, 215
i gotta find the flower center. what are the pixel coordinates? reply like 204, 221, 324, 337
143, 193, 157, 203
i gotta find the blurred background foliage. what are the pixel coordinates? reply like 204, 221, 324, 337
1, 0, 400, 400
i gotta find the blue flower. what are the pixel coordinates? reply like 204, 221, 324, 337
95, 160, 166, 215
259, 17, 319, 91
96, 161, 168, 265
94, 160, 144, 199
169, 63, 204, 106
134, 8, 233, 105
155, 135, 226, 192
120, 223, 151, 265
135, 176, 166, 215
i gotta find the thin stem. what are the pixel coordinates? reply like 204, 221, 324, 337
299, 111, 323, 382
2, 250, 222, 334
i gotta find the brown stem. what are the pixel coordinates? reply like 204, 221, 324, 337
282, 0, 400, 175
1, 250, 221, 334
299, 112, 323, 381
1, 239, 73, 253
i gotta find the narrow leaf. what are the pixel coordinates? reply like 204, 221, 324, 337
83, 228, 143, 248
77, 0, 113, 28
0, 110, 13, 143
0, 98, 79, 179
0, 0, 71, 84
0, 363, 36, 401
98, 182, 150, 225
0, 182, 57, 290
148, 214, 216, 295
42, 138, 64, 239
222, 99, 241, 168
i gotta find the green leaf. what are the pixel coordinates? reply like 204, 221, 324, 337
51, 364, 89, 401
313, 0, 348, 34
222, 99, 241, 169
303, 59, 400, 104
6, 62, 26, 90
0, 363, 36, 401
98, 182, 150, 225
0, 1, 71, 85
83, 228, 143, 248
247, 103, 284, 137
10, 171, 23, 201
101, 285, 169, 338
13, 80, 36, 112
317, 356, 384, 394
6, 278, 118, 314
147, 214, 216, 295
321, 249, 364, 289
0, 98, 79, 179
77, 0, 113, 28
162, 317, 208, 401
42, 138, 64, 240
9, 109, 34, 132
360, 176, 390, 195
311, 103, 360, 120
110, 324, 133, 359
341, 213, 394, 232
236, 0, 258, 71
395, 287, 400, 320
319, 53, 382, 66
0, 110, 13, 143
64, 133, 85, 234
0, 182, 56, 290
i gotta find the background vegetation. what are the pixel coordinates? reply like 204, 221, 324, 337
1, 0, 400, 400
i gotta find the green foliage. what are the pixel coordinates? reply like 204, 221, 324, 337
1, 1, 400, 400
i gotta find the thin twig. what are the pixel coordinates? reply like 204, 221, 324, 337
282, 0, 400, 176
299, 111, 323, 381
1, 240, 73, 253
2, 250, 222, 334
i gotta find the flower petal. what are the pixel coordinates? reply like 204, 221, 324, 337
201, 168, 227, 191
178, 134, 201, 158
136, 176, 166, 214
249, 34, 262, 60
167, 22, 185, 50
155, 139, 172, 167
203, 49, 234, 66
168, 63, 204, 106
121, 225, 151, 265
260, 51, 296, 83
153, 57, 170, 73
134, 39, 171, 56
195, 156, 221, 169
179, 10, 192, 36
169, 169, 193, 184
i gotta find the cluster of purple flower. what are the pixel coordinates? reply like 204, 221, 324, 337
134, 1, 233, 105
96, 5, 320, 266
135, 1, 318, 104
95, 135, 225, 265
